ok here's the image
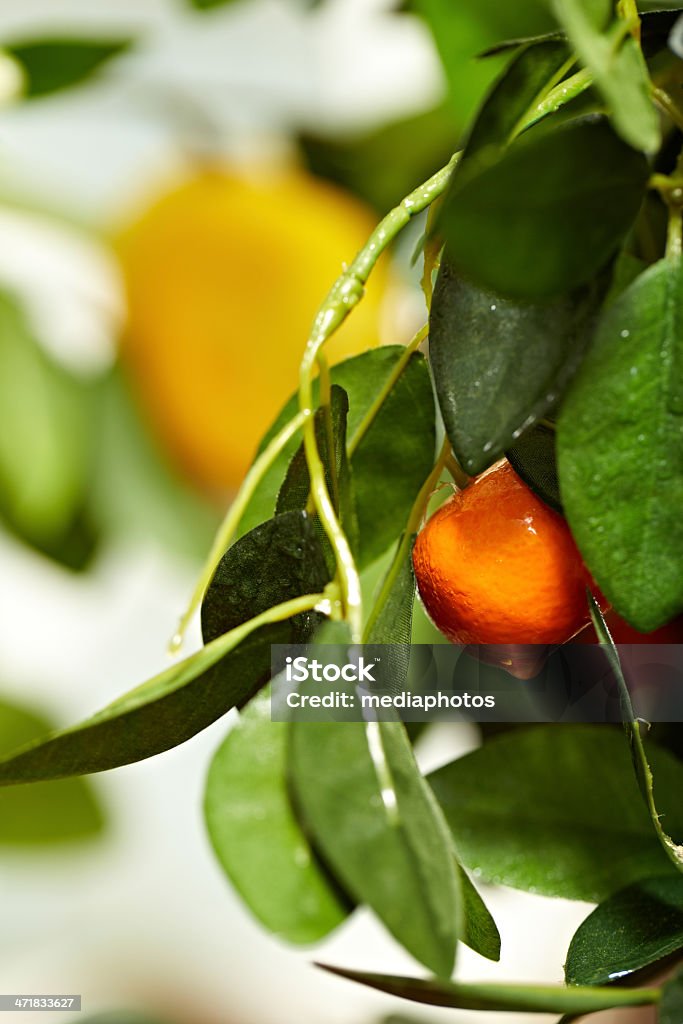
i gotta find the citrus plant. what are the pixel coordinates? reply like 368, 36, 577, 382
3, 1, 683, 1019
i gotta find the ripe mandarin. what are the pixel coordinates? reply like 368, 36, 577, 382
412, 460, 596, 649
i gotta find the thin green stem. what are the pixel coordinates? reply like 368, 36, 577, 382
347, 323, 428, 458
363, 437, 451, 642
667, 204, 683, 262
652, 86, 683, 133
298, 156, 460, 640
171, 408, 310, 652
526, 67, 594, 129
445, 452, 470, 489
617, 0, 641, 41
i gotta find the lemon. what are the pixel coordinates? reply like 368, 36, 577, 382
116, 167, 388, 495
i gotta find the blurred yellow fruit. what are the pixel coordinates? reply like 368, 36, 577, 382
116, 167, 388, 495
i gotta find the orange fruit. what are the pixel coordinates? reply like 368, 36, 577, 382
115, 167, 389, 496
412, 460, 596, 649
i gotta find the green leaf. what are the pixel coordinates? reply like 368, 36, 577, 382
455, 39, 571, 187
204, 690, 348, 944
566, 875, 683, 985
365, 542, 416, 644
506, 423, 563, 512
551, 0, 660, 153
459, 866, 501, 961
0, 291, 96, 567
289, 719, 460, 977
239, 348, 435, 568
0, 696, 104, 844
7, 38, 131, 98
439, 118, 648, 299
277, 384, 358, 559
660, 968, 683, 1024
0, 512, 328, 783
429, 256, 600, 475
316, 965, 659, 1014
588, 599, 683, 872
428, 725, 683, 902
557, 258, 683, 631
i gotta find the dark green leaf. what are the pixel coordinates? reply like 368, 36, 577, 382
558, 258, 683, 631
439, 118, 648, 299
459, 866, 501, 961
0, 292, 96, 567
364, 533, 416, 645
551, 0, 660, 152
205, 690, 348, 944
0, 696, 104, 844
507, 423, 562, 512
566, 875, 683, 985
289, 719, 460, 976
7, 38, 131, 98
201, 511, 328, 644
660, 968, 683, 1024
316, 965, 659, 1013
429, 257, 600, 474
0, 512, 328, 783
428, 726, 683, 902
277, 384, 358, 559
239, 348, 435, 568
455, 39, 571, 187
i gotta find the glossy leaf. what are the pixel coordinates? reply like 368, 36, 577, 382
551, 0, 660, 153
429, 257, 600, 474
289, 718, 460, 977
0, 292, 95, 567
204, 690, 348, 944
439, 118, 648, 299
0, 697, 104, 844
0, 513, 328, 783
506, 423, 562, 512
317, 965, 659, 1014
558, 259, 683, 631
239, 348, 435, 567
455, 39, 571, 187
566, 875, 683, 985
7, 38, 131, 97
428, 726, 683, 902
